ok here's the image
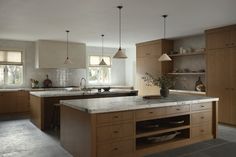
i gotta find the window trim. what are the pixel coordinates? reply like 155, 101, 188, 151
0, 49, 25, 87
87, 55, 112, 85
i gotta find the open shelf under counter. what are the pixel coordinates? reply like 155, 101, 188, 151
168, 72, 205, 75
169, 52, 206, 57
136, 137, 189, 150
136, 125, 190, 138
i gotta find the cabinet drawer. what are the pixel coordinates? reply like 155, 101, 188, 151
96, 111, 134, 125
97, 139, 133, 157
97, 123, 134, 142
191, 123, 212, 138
135, 108, 165, 121
191, 111, 212, 125
166, 105, 190, 115
191, 103, 212, 111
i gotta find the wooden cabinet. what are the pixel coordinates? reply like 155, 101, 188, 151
136, 39, 173, 96
17, 91, 30, 112
0, 92, 17, 114
61, 101, 218, 157
206, 25, 236, 50
206, 24, 236, 125
0, 91, 29, 115
36, 40, 86, 69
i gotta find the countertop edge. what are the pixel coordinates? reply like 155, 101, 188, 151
60, 97, 219, 114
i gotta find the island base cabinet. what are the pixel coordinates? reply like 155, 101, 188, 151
60, 101, 218, 157
191, 123, 212, 138
97, 139, 134, 157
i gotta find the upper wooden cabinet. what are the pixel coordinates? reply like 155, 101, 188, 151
36, 40, 86, 69
136, 39, 173, 96
206, 25, 236, 50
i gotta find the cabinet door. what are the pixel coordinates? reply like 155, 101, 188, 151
136, 43, 161, 58
0, 92, 17, 114
206, 30, 230, 50
17, 91, 29, 112
207, 49, 231, 123
230, 28, 236, 47
230, 48, 236, 125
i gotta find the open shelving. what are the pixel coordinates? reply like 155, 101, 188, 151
168, 72, 205, 75
169, 52, 205, 57
135, 114, 190, 150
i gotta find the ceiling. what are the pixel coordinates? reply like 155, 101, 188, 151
0, 0, 236, 48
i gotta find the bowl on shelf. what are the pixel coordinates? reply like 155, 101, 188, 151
146, 132, 181, 143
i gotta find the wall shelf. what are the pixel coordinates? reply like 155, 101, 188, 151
168, 72, 205, 75
169, 52, 205, 57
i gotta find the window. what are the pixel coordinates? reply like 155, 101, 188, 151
0, 51, 23, 86
88, 56, 111, 84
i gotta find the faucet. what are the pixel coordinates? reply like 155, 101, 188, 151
80, 77, 87, 90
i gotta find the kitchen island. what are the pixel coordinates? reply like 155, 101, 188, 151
29, 89, 138, 130
60, 94, 218, 157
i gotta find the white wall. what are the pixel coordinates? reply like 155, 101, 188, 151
125, 47, 136, 87
86, 46, 126, 86
0, 39, 127, 87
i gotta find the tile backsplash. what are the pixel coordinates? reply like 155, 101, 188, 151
30, 68, 86, 87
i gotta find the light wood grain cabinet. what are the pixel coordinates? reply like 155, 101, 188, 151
206, 24, 236, 125
206, 25, 236, 50
136, 39, 173, 96
61, 101, 218, 157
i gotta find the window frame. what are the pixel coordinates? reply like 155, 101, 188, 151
0, 49, 24, 88
87, 55, 112, 85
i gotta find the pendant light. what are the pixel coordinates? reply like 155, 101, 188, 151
113, 5, 127, 59
158, 15, 172, 62
64, 30, 72, 64
99, 34, 107, 66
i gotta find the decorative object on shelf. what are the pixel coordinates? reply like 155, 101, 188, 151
99, 34, 107, 66
195, 77, 206, 92
30, 79, 39, 88
158, 15, 171, 62
142, 72, 174, 97
64, 30, 72, 64
146, 131, 181, 143
113, 6, 127, 59
43, 74, 52, 88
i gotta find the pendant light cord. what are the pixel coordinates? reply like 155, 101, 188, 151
101, 34, 104, 57
66, 30, 69, 59
118, 6, 123, 49
162, 15, 167, 39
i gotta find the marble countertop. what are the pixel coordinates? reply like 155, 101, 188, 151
30, 89, 138, 97
60, 94, 219, 114
0, 86, 134, 92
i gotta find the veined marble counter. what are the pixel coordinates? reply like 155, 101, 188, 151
60, 94, 219, 114
30, 89, 138, 97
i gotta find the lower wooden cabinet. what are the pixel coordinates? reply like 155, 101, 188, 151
0, 91, 29, 115
97, 122, 134, 142
191, 123, 212, 138
97, 139, 134, 157
61, 101, 218, 157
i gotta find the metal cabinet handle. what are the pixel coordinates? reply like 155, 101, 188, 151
201, 116, 204, 119
149, 111, 154, 114
200, 129, 205, 133
113, 131, 119, 134
113, 147, 118, 151
200, 105, 205, 108
113, 116, 119, 119
176, 108, 181, 111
